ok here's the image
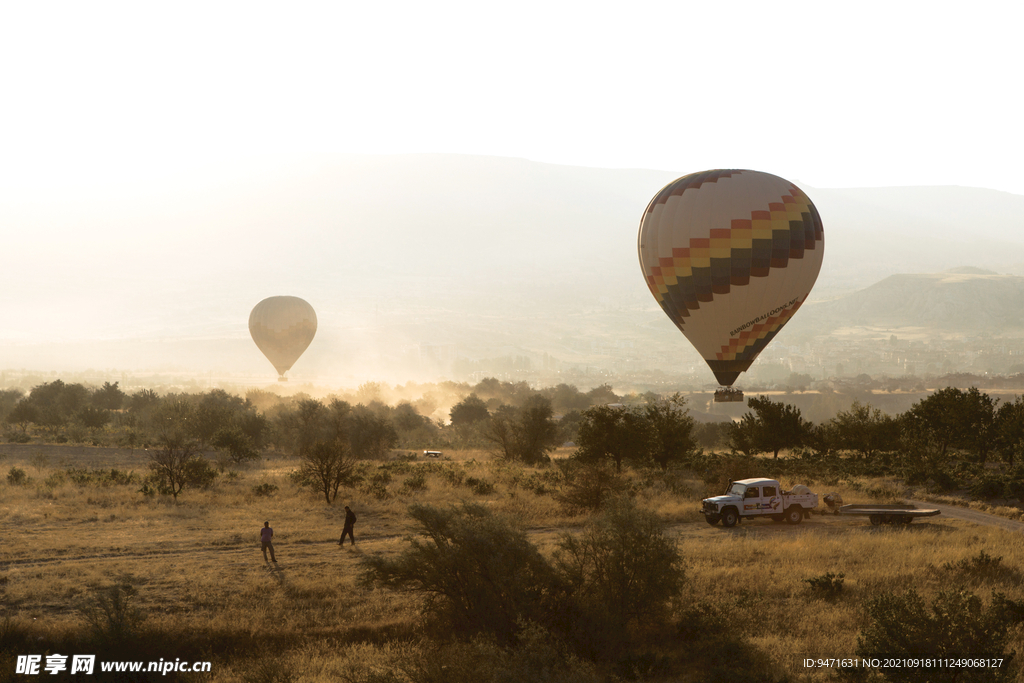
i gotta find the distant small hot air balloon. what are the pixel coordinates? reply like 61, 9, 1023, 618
248, 296, 317, 381
637, 170, 824, 398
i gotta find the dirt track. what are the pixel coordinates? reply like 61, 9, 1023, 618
906, 499, 1024, 534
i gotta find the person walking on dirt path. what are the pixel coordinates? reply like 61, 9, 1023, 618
261, 521, 277, 562
339, 506, 356, 546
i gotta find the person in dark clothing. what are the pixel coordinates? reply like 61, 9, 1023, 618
260, 521, 277, 562
339, 506, 356, 546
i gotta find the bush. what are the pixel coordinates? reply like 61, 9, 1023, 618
440, 465, 465, 487
4, 429, 30, 443
361, 503, 556, 643
78, 580, 146, 646
253, 483, 279, 497
183, 457, 219, 489
971, 476, 1006, 500
803, 571, 845, 599
553, 460, 628, 512
856, 588, 1022, 682
941, 551, 1012, 585
464, 477, 494, 495
553, 499, 684, 656
6, 466, 27, 485
401, 622, 602, 683
402, 473, 427, 492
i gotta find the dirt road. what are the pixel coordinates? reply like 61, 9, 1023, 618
906, 499, 1024, 534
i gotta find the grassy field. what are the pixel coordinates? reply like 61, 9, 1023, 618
2, 446, 1024, 682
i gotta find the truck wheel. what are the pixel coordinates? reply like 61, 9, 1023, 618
901, 516, 914, 525
704, 514, 721, 526
721, 508, 739, 528
771, 514, 785, 523
869, 515, 882, 526
785, 507, 803, 524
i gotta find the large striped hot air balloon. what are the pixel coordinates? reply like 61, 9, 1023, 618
638, 170, 824, 394
248, 296, 317, 380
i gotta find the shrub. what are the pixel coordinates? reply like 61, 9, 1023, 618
941, 550, 1012, 585
401, 622, 602, 683
364, 482, 390, 500
183, 457, 219, 490
402, 473, 427, 492
971, 477, 1006, 500
361, 503, 556, 643
253, 483, 279, 497
6, 466, 27, 485
856, 588, 1022, 681
930, 469, 959, 492
803, 571, 845, 599
553, 460, 628, 512
4, 429, 30, 443
464, 477, 494, 495
78, 580, 146, 646
553, 499, 684, 656
440, 465, 465, 487
44, 471, 67, 490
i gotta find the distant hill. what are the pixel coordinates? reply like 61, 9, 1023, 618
797, 270, 1024, 334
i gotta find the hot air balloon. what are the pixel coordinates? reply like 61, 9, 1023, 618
637, 170, 823, 401
248, 296, 317, 381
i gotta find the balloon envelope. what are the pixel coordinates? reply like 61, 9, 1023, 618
637, 170, 824, 386
248, 296, 317, 378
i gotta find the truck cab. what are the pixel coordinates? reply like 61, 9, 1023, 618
700, 478, 818, 528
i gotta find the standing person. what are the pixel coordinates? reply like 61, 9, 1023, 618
339, 506, 356, 546
260, 521, 277, 562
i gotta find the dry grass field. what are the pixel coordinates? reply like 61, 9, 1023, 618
3, 445, 1024, 682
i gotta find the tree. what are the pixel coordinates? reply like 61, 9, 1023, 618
92, 381, 126, 410
393, 402, 428, 432
994, 396, 1024, 467
24, 380, 90, 435
730, 396, 809, 458
830, 401, 899, 461
211, 427, 260, 463
692, 421, 730, 451
0, 388, 24, 422
903, 387, 997, 464
76, 405, 111, 430
574, 404, 651, 472
348, 408, 398, 460
543, 383, 593, 414
516, 395, 560, 464
147, 400, 207, 501
5, 400, 38, 435
297, 438, 357, 504
643, 393, 696, 470
449, 394, 490, 427
191, 389, 247, 447
483, 396, 559, 465
485, 405, 519, 460
585, 384, 620, 405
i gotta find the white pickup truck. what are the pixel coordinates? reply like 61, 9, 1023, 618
700, 478, 818, 527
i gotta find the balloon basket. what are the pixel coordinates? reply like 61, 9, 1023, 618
714, 388, 744, 403
277, 376, 288, 382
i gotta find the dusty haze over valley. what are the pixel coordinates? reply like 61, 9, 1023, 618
3, 154, 1024, 393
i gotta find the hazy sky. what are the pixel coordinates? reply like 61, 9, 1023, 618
2, 0, 1022, 201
